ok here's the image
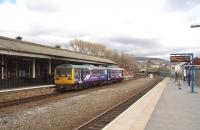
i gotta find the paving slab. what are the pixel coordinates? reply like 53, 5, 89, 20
103, 78, 169, 130
145, 79, 200, 130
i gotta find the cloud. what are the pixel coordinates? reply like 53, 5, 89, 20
164, 0, 200, 21
87, 35, 166, 57
26, 24, 89, 38
165, 0, 200, 11
25, 0, 58, 13
0, 0, 200, 60
109, 36, 159, 48
118, 43, 169, 57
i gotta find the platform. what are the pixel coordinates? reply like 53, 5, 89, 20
103, 78, 200, 130
0, 84, 55, 93
145, 79, 200, 130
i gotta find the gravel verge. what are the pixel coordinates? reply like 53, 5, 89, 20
0, 78, 159, 130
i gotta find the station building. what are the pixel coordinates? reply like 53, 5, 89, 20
0, 36, 115, 89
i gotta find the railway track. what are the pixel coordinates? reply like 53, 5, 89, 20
0, 92, 62, 108
75, 77, 163, 130
0, 76, 144, 109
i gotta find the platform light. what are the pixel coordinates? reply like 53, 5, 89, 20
191, 24, 200, 28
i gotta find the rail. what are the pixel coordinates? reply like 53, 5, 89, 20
75, 78, 163, 130
0, 76, 145, 108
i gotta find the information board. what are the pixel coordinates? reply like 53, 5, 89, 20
170, 56, 191, 62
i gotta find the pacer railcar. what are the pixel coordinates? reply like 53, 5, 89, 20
55, 64, 124, 90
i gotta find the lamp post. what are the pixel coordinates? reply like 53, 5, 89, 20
189, 24, 199, 92
191, 24, 200, 28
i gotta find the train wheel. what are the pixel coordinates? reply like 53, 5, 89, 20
78, 84, 83, 90
56, 86, 64, 91
74, 84, 78, 90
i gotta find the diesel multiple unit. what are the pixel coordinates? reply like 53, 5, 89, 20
55, 64, 124, 90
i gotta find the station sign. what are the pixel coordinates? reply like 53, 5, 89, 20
170, 55, 191, 62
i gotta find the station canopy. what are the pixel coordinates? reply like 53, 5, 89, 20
0, 36, 116, 65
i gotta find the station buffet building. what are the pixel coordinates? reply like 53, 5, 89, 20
0, 36, 115, 89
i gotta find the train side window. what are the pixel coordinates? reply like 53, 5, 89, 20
91, 69, 99, 74
119, 70, 122, 77
81, 69, 90, 79
121, 70, 124, 76
100, 69, 106, 75
110, 70, 115, 77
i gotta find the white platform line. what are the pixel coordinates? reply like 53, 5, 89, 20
102, 78, 169, 130
0, 84, 55, 93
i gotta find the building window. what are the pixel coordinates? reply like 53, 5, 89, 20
7, 61, 17, 78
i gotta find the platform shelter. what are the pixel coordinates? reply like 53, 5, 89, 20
0, 36, 116, 89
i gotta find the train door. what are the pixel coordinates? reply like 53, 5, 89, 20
75, 68, 81, 83
107, 69, 110, 80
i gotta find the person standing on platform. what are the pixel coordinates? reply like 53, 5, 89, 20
177, 72, 181, 89
183, 69, 186, 81
175, 72, 178, 82
187, 73, 191, 86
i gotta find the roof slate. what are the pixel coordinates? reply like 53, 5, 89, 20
0, 36, 115, 64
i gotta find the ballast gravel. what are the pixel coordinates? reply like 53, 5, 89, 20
0, 78, 159, 130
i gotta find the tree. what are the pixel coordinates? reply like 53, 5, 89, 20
104, 49, 112, 59
16, 36, 22, 40
68, 38, 139, 76
54, 45, 61, 48
69, 39, 106, 57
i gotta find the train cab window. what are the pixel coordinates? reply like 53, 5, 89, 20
56, 68, 72, 77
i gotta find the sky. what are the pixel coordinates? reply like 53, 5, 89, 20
0, 0, 200, 60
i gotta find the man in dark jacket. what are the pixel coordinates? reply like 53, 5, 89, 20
187, 74, 191, 86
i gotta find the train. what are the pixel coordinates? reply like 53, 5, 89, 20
54, 64, 124, 90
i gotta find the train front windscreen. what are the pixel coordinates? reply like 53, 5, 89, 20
56, 68, 72, 77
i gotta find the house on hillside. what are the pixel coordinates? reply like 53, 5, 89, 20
136, 57, 171, 76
